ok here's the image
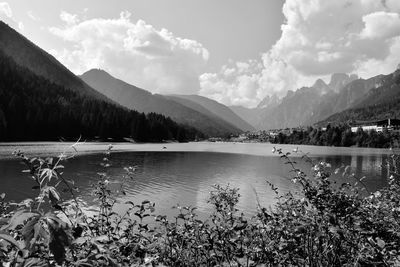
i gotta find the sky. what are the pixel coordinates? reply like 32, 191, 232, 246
1, 0, 400, 108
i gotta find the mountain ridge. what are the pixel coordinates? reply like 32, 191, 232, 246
168, 94, 255, 132
318, 69, 400, 126
233, 72, 382, 130
0, 21, 108, 101
80, 69, 242, 136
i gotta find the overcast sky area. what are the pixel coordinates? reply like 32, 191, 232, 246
1, 0, 400, 108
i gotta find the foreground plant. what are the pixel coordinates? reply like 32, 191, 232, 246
0, 144, 400, 266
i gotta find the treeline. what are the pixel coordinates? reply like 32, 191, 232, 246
0, 50, 203, 142
271, 124, 399, 148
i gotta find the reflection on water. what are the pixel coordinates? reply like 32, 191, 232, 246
317, 154, 390, 191
0, 151, 392, 217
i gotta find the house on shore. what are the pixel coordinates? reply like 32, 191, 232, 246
350, 118, 400, 133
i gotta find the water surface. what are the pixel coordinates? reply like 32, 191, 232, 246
0, 143, 394, 217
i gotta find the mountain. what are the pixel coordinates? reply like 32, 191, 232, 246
80, 69, 242, 136
0, 21, 202, 141
164, 95, 245, 134
319, 69, 400, 125
257, 94, 280, 109
308, 75, 385, 123
329, 73, 358, 92
352, 72, 399, 108
0, 49, 200, 142
168, 95, 254, 131
229, 94, 280, 129
0, 21, 106, 101
257, 87, 322, 130
254, 73, 372, 130
229, 106, 265, 129
231, 73, 368, 130
312, 79, 331, 93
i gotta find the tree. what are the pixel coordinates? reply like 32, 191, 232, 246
341, 129, 354, 147
355, 128, 367, 147
0, 108, 7, 139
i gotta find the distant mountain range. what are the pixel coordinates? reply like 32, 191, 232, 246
231, 69, 400, 130
318, 69, 400, 126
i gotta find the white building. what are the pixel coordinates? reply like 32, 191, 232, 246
350, 119, 400, 133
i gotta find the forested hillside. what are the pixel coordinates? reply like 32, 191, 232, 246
0, 21, 107, 101
0, 51, 201, 142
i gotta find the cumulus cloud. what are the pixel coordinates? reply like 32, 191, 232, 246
49, 11, 209, 95
59, 11, 79, 25
0, 2, 11, 18
200, 0, 400, 108
360, 12, 400, 39
200, 60, 263, 107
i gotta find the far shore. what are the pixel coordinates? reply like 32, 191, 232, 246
0, 141, 397, 160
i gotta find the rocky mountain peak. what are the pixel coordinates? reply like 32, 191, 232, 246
312, 78, 327, 89
257, 94, 280, 109
312, 78, 331, 94
329, 73, 358, 92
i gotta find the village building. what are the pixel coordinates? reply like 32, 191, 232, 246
350, 118, 400, 133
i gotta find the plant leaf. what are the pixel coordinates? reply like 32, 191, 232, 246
1, 210, 39, 230
0, 233, 23, 250
20, 257, 48, 267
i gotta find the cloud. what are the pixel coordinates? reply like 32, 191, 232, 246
199, 0, 400, 107
360, 12, 400, 39
0, 2, 11, 18
60, 11, 79, 25
49, 11, 209, 95
0, 2, 24, 32
47, 2, 400, 108
200, 60, 263, 107
27, 10, 40, 21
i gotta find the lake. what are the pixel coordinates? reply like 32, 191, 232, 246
0, 142, 396, 217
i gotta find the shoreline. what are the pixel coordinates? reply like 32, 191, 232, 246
0, 141, 397, 160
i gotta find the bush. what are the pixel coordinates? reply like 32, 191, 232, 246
0, 144, 400, 266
